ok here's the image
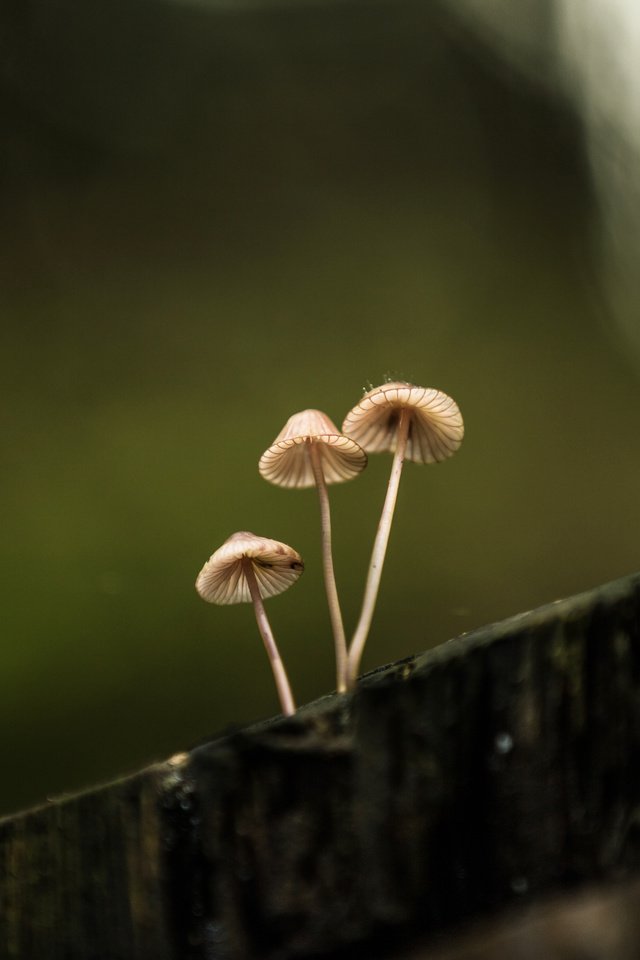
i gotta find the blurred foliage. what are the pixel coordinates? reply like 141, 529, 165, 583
1, 0, 639, 816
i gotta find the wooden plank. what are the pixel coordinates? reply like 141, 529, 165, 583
2, 571, 640, 958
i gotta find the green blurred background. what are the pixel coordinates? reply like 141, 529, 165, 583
2, 0, 640, 817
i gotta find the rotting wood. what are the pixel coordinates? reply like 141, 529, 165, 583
2, 571, 640, 959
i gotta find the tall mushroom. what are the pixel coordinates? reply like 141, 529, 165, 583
195, 531, 303, 716
259, 409, 367, 693
342, 382, 464, 688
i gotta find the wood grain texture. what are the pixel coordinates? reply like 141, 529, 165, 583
2, 571, 640, 959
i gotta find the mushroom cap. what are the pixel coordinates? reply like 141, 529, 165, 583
341, 382, 464, 464
195, 531, 304, 605
259, 408, 367, 489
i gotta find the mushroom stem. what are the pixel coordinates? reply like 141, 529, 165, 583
309, 441, 349, 694
347, 406, 411, 689
243, 558, 296, 716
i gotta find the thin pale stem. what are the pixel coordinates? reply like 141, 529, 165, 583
243, 558, 296, 716
347, 408, 411, 689
309, 441, 349, 693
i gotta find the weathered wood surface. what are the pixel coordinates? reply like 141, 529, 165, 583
414, 875, 640, 960
2, 571, 640, 959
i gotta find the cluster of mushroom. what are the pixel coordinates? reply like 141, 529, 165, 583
195, 382, 464, 716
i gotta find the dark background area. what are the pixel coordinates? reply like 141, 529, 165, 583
2, 0, 639, 817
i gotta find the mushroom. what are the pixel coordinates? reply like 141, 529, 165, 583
259, 409, 367, 693
195, 531, 303, 716
342, 382, 464, 687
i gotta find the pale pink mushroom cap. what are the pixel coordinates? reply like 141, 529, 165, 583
259, 409, 367, 489
342, 382, 464, 464
195, 532, 304, 605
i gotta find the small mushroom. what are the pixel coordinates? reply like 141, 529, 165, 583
195, 531, 303, 716
342, 382, 464, 687
259, 409, 367, 693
